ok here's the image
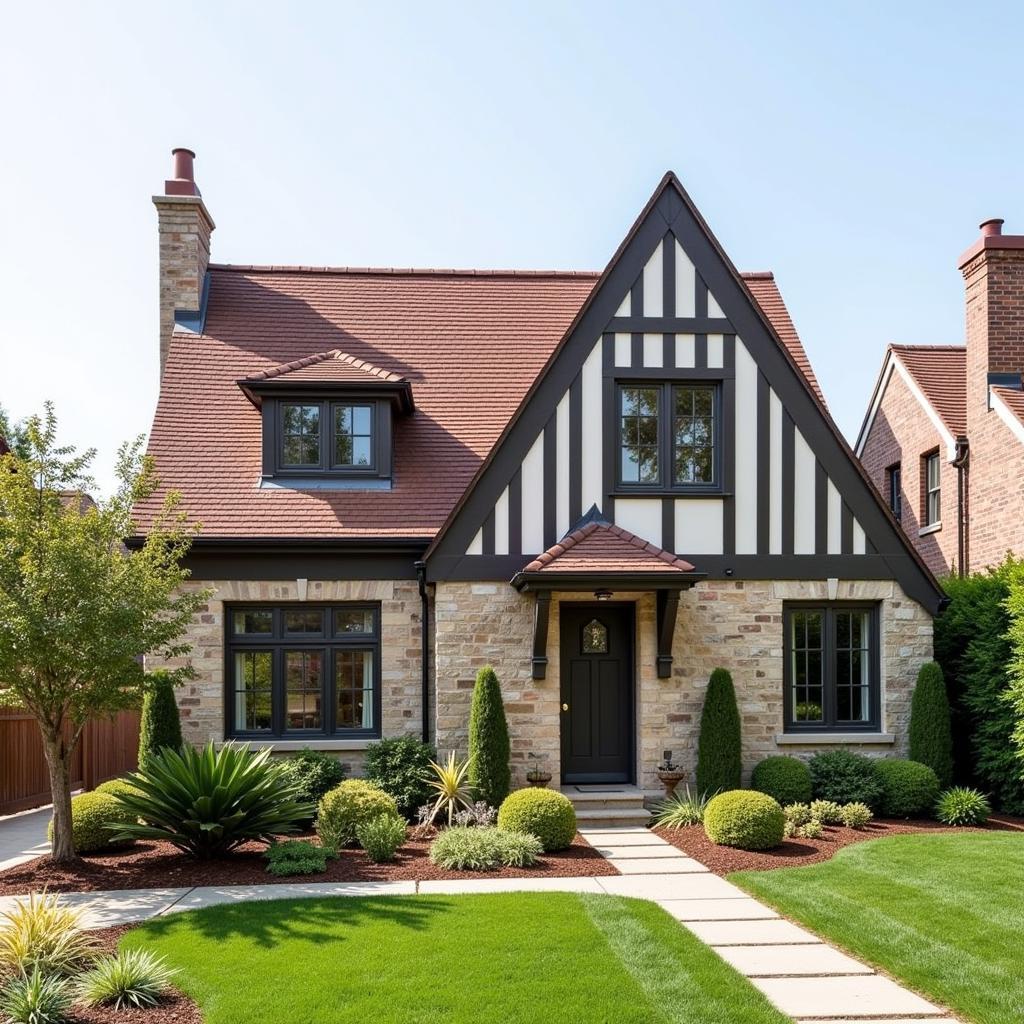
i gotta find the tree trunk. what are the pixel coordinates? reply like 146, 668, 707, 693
41, 730, 78, 864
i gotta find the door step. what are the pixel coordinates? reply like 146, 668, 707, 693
562, 786, 652, 828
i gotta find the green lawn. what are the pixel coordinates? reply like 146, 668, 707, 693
733, 832, 1024, 1024
124, 892, 788, 1024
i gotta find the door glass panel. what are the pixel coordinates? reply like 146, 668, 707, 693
582, 619, 609, 654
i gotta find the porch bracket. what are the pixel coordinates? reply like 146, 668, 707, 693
656, 589, 680, 679
531, 589, 552, 680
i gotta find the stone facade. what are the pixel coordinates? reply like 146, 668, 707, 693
148, 578, 425, 776
434, 579, 932, 793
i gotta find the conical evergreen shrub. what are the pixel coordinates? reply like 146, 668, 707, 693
468, 665, 511, 807
909, 660, 954, 787
696, 668, 742, 797
138, 670, 183, 772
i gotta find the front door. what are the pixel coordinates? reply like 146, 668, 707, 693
560, 604, 634, 784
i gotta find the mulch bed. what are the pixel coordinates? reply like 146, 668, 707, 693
0, 832, 615, 895
655, 813, 1024, 875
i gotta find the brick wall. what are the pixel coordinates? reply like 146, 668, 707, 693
859, 368, 957, 577
433, 579, 931, 792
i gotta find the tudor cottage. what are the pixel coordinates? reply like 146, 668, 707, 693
136, 150, 942, 799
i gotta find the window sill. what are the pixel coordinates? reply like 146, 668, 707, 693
259, 477, 392, 491
918, 522, 942, 536
229, 738, 378, 752
775, 732, 894, 746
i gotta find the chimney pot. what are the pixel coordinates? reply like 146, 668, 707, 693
980, 218, 1004, 237
164, 147, 201, 197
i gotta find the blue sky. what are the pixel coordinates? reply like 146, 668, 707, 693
2, 1, 1022, 493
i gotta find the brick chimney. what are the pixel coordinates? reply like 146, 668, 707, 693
153, 148, 215, 377
958, 218, 1024, 433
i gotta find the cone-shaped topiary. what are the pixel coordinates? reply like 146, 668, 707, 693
137, 670, 183, 772
468, 665, 511, 807
909, 661, 954, 788
696, 668, 742, 797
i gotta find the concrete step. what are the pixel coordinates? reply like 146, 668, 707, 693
573, 806, 652, 828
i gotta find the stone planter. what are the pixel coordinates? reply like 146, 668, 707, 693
656, 768, 686, 798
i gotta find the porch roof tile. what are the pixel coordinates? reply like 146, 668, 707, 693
523, 521, 696, 575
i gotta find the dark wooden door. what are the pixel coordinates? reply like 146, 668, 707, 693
560, 605, 633, 783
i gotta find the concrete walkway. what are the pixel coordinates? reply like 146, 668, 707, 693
0, 812, 959, 1022
0, 807, 52, 872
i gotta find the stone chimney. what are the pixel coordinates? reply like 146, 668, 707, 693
958, 218, 1024, 433
153, 148, 215, 377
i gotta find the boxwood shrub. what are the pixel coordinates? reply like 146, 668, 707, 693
808, 750, 884, 810
874, 759, 940, 818
47, 792, 135, 853
316, 780, 400, 850
497, 788, 576, 851
703, 790, 785, 850
751, 756, 812, 806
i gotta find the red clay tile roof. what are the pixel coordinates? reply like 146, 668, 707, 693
241, 350, 406, 385
992, 385, 1024, 431
741, 273, 824, 406
890, 344, 967, 437
135, 264, 818, 540
523, 521, 696, 574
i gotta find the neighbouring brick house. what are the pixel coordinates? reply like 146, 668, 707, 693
856, 219, 1024, 577
135, 149, 942, 796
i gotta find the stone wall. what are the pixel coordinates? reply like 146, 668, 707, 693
148, 578, 425, 777
434, 579, 932, 793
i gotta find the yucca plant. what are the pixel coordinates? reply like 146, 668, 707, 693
76, 949, 177, 1010
420, 751, 475, 828
0, 892, 98, 978
0, 968, 72, 1024
111, 742, 314, 858
652, 787, 711, 828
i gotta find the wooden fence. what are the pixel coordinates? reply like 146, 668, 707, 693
0, 708, 141, 815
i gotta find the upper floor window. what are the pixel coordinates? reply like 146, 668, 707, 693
282, 404, 322, 467
923, 450, 940, 526
784, 603, 880, 733
333, 405, 373, 468
617, 382, 719, 490
886, 462, 901, 521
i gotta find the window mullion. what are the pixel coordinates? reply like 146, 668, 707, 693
661, 383, 671, 488
824, 609, 836, 729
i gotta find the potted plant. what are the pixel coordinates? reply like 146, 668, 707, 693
656, 750, 686, 797
525, 753, 552, 788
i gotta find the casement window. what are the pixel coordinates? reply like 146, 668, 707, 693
226, 605, 381, 739
617, 383, 720, 490
783, 604, 881, 733
923, 451, 941, 527
277, 400, 379, 474
886, 463, 902, 521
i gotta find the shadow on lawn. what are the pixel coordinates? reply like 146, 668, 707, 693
133, 895, 459, 950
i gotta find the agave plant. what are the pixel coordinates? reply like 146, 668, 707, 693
111, 742, 314, 858
420, 751, 475, 827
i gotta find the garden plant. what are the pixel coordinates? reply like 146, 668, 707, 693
696, 668, 742, 797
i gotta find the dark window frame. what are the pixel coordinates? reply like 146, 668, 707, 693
922, 450, 941, 526
782, 602, 881, 734
614, 380, 723, 494
225, 603, 382, 740
261, 395, 393, 481
886, 462, 902, 521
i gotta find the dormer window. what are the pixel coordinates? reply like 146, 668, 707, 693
238, 350, 414, 489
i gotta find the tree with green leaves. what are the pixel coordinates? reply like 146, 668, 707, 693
138, 669, 184, 771
0, 404, 206, 863
467, 665, 511, 806
696, 668, 742, 797
0, 403, 30, 459
909, 661, 954, 787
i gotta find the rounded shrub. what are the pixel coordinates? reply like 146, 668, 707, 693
363, 736, 435, 818
696, 668, 742, 797
840, 802, 873, 829
497, 788, 576, 851
356, 814, 408, 863
809, 750, 885, 810
316, 780, 400, 850
934, 786, 991, 827
94, 778, 143, 801
751, 756, 812, 806
137, 669, 183, 772
809, 799, 844, 825
47, 792, 135, 853
875, 759, 940, 818
908, 661, 954, 788
703, 790, 785, 850
468, 666, 511, 808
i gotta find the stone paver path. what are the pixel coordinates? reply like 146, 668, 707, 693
0, 812, 961, 1022
580, 826, 957, 1023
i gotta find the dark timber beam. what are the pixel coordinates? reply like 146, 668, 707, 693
532, 590, 552, 680
656, 589, 680, 679
607, 316, 733, 333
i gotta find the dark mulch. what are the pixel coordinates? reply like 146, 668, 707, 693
655, 813, 1024, 875
0, 832, 615, 895
55, 926, 203, 1024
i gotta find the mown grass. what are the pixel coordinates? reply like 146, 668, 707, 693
124, 892, 788, 1024
733, 832, 1024, 1024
